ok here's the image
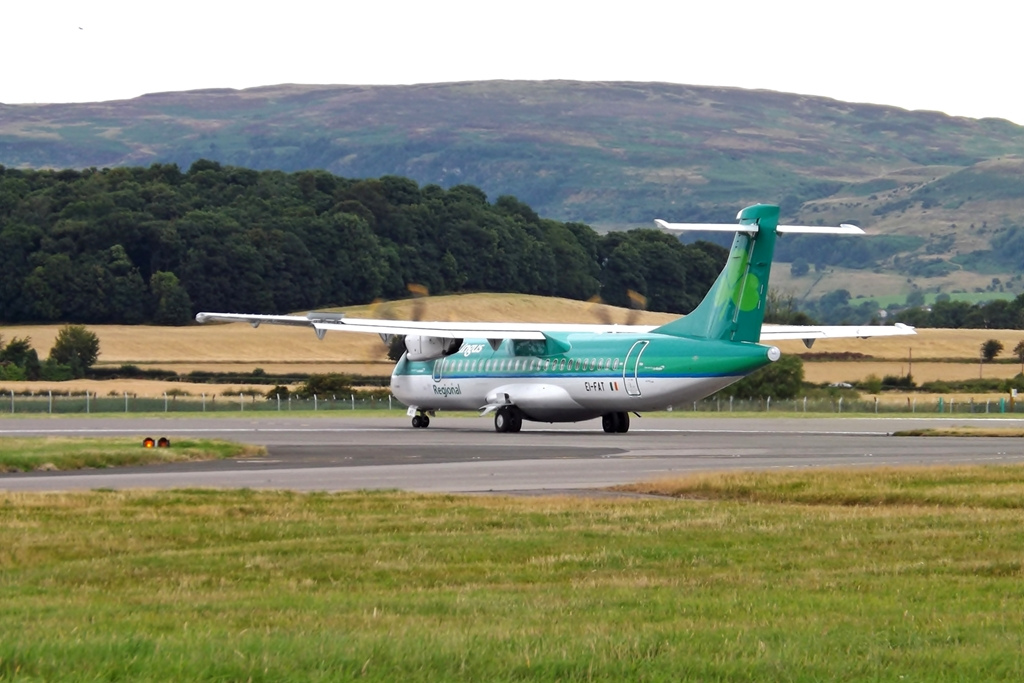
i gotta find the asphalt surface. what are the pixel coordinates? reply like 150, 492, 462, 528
2, 415, 1024, 493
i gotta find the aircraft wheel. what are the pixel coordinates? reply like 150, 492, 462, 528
411, 415, 423, 428
509, 412, 523, 433
602, 413, 616, 433
616, 412, 630, 433
494, 407, 511, 433
421, 415, 430, 428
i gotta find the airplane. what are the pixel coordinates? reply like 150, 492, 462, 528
196, 203, 914, 433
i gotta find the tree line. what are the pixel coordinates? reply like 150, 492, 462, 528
0, 161, 729, 325
895, 297, 1024, 329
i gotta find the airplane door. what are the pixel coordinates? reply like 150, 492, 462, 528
623, 340, 649, 397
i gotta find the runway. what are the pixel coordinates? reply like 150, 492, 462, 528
2, 415, 1024, 493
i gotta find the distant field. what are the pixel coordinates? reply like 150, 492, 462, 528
800, 360, 1020, 385
849, 291, 1017, 309
770, 266, 1007, 302
3, 294, 1023, 397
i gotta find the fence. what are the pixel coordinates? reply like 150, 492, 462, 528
670, 395, 1022, 415
1, 390, 1021, 415
0, 391, 404, 415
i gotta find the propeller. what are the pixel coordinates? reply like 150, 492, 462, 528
371, 284, 432, 360
588, 290, 647, 326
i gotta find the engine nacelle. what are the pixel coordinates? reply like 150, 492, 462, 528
404, 336, 463, 362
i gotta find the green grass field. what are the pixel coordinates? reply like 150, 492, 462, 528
3, 466, 1024, 681
850, 290, 1017, 309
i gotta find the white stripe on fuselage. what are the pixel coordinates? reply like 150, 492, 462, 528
390, 372, 740, 422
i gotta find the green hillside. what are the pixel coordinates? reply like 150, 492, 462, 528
3, 81, 1024, 298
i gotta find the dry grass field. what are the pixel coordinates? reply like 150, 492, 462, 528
3, 293, 1021, 397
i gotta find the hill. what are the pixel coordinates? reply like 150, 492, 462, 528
3, 81, 1024, 298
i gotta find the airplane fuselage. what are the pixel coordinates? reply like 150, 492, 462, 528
390, 332, 778, 423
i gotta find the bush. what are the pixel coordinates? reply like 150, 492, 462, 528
39, 360, 74, 381
265, 385, 291, 400
0, 363, 27, 381
858, 374, 883, 394
881, 374, 916, 390
295, 374, 354, 400
717, 355, 804, 400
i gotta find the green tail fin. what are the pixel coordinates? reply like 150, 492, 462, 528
652, 204, 779, 342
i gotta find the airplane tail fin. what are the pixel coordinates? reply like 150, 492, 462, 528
652, 204, 863, 343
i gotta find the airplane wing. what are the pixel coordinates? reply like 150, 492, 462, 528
760, 322, 916, 347
194, 312, 657, 341
196, 312, 913, 344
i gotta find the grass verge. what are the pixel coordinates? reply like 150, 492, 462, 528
893, 426, 1024, 437
2, 467, 1024, 680
0, 437, 265, 472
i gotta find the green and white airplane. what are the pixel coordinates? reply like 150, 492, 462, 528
197, 204, 913, 432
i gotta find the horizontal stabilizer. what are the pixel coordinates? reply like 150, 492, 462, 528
760, 322, 915, 342
655, 219, 863, 235
776, 224, 863, 235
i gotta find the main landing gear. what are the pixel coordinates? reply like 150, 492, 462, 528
411, 412, 431, 428
602, 412, 630, 433
494, 406, 523, 433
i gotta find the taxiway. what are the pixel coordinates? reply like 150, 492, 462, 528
2, 415, 1023, 493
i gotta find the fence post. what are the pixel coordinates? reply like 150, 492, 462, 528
838, 397, 843, 414
240, 393, 244, 412
874, 397, 878, 413
729, 396, 734, 412
48, 390, 53, 414
86, 391, 90, 414
125, 392, 128, 413
9, 390, 13, 414
803, 396, 807, 413
388, 394, 392, 411
202, 393, 206, 412
277, 393, 281, 411
164, 392, 168, 413
288, 396, 292, 411
352, 393, 355, 410
766, 396, 771, 412
314, 394, 318, 411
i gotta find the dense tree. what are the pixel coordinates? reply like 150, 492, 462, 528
0, 163, 735, 324
49, 325, 100, 378
149, 271, 193, 325
981, 339, 1004, 362
1015, 340, 1024, 373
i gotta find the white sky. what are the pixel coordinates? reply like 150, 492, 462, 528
3, 0, 1022, 125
